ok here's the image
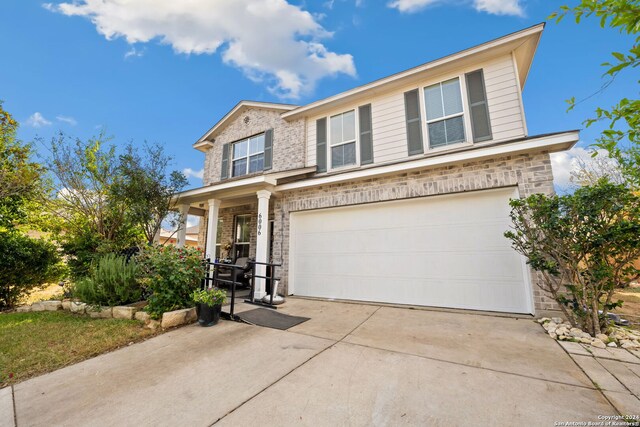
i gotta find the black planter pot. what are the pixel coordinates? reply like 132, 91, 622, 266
196, 303, 222, 327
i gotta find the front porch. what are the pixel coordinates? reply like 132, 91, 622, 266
173, 168, 314, 300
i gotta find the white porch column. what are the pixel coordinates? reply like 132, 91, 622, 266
254, 190, 271, 300
176, 204, 189, 248
205, 198, 221, 260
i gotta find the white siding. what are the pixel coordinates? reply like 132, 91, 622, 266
306, 118, 316, 167
303, 54, 526, 169
484, 57, 525, 141
371, 92, 408, 164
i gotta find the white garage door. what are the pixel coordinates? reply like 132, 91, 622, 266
289, 187, 532, 314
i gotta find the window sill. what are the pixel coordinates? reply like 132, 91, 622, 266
425, 141, 473, 155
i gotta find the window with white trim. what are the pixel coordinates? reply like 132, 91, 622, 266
232, 133, 265, 177
424, 78, 466, 148
329, 110, 356, 169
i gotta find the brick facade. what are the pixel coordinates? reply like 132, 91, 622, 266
203, 108, 305, 186
198, 144, 559, 313
270, 151, 557, 312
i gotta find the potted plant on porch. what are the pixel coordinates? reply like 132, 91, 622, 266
192, 288, 227, 327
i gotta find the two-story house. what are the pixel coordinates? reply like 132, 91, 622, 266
175, 23, 578, 316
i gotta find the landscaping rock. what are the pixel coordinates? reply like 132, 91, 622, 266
551, 317, 563, 324
569, 328, 584, 338
621, 342, 638, 349
62, 300, 71, 310
580, 332, 592, 339
548, 332, 557, 339
544, 321, 557, 331
146, 320, 160, 330
537, 317, 550, 324
596, 334, 609, 342
16, 305, 31, 312
43, 301, 62, 311
579, 337, 592, 344
87, 306, 113, 319
112, 306, 136, 320
607, 342, 618, 348
134, 311, 151, 323
161, 307, 197, 328
31, 302, 45, 312
591, 339, 606, 349
185, 307, 197, 323
556, 327, 569, 336
70, 302, 86, 314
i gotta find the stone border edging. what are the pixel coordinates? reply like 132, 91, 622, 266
537, 317, 640, 350
13, 300, 197, 330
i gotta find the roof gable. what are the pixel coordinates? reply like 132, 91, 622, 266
194, 101, 297, 151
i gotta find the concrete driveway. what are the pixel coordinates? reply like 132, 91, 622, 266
4, 299, 625, 426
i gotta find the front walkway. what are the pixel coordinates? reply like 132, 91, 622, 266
3, 299, 633, 426
557, 341, 640, 413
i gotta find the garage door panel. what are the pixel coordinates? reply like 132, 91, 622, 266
297, 222, 513, 255
290, 188, 532, 314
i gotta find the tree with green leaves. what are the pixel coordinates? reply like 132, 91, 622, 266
0, 103, 63, 308
44, 133, 188, 278
113, 143, 188, 245
551, 0, 640, 188
505, 180, 640, 336
44, 132, 142, 278
0, 102, 46, 231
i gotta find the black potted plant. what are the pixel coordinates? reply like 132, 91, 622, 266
192, 287, 227, 327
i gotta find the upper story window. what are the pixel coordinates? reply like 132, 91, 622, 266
424, 78, 465, 148
330, 110, 356, 169
232, 133, 265, 177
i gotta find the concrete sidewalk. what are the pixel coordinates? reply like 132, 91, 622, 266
3, 299, 631, 426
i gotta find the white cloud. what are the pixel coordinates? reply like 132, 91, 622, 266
388, 0, 524, 16
550, 146, 620, 190
44, 0, 356, 99
473, 0, 523, 15
24, 112, 52, 128
183, 168, 204, 180
124, 46, 145, 59
186, 216, 200, 228
56, 115, 77, 126
550, 147, 586, 189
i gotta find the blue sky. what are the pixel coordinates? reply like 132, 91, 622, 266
1, 0, 635, 191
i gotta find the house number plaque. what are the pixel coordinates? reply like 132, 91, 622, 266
257, 213, 263, 236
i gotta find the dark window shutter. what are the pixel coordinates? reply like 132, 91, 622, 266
220, 143, 230, 180
358, 104, 373, 165
316, 118, 327, 173
264, 129, 273, 170
404, 89, 424, 155
465, 69, 492, 142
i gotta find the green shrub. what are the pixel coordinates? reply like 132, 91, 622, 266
0, 232, 65, 309
505, 180, 640, 336
137, 245, 205, 319
73, 253, 141, 306
192, 288, 226, 307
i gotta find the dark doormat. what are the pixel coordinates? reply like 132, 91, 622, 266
238, 308, 310, 330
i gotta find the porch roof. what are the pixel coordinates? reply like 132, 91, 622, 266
175, 166, 316, 208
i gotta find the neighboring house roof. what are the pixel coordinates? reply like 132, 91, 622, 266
160, 227, 198, 242
185, 225, 199, 235
194, 101, 298, 150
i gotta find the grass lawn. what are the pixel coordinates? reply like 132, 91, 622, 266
0, 311, 157, 387
613, 287, 640, 327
